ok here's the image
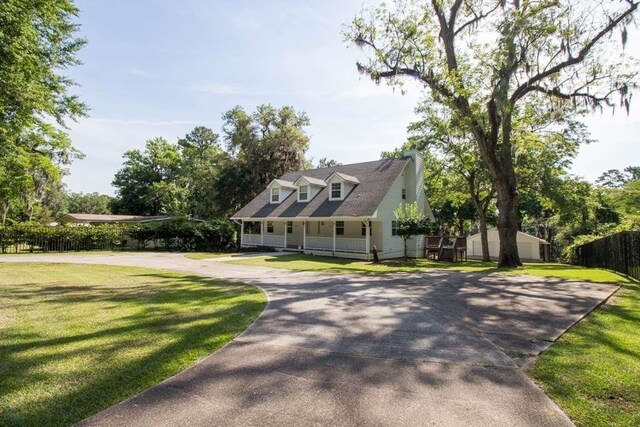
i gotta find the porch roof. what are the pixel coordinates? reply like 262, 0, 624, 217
232, 157, 410, 220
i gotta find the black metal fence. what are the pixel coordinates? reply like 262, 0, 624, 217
0, 225, 125, 254
574, 231, 640, 280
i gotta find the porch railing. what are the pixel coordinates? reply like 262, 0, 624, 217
305, 236, 367, 253
264, 234, 285, 247
243, 234, 262, 245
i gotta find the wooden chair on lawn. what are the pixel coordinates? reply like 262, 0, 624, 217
424, 236, 442, 259
453, 236, 467, 262
438, 236, 455, 262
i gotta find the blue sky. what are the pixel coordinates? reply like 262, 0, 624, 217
65, 0, 640, 195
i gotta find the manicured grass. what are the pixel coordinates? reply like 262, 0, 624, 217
0, 263, 266, 426
529, 277, 639, 426
227, 253, 629, 283
183, 252, 241, 260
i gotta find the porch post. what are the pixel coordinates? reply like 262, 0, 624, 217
240, 220, 244, 247
260, 221, 264, 246
365, 220, 370, 257
332, 221, 336, 252
283, 221, 287, 248
303, 221, 306, 250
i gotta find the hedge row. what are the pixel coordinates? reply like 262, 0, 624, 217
126, 219, 236, 251
0, 219, 237, 254
0, 224, 123, 253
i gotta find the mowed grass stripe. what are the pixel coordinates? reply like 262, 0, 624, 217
0, 263, 266, 426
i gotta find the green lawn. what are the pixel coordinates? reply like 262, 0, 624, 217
0, 263, 266, 426
183, 252, 241, 260
529, 276, 639, 426
227, 253, 627, 283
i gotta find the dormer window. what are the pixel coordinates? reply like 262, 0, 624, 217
330, 182, 342, 200
298, 185, 309, 201
267, 179, 295, 204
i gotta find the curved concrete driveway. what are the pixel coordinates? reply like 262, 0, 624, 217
1, 253, 619, 426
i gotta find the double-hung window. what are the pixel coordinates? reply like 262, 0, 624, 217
271, 187, 280, 203
287, 221, 293, 234
267, 221, 274, 233
299, 185, 308, 201
402, 188, 406, 200
331, 182, 342, 199
391, 220, 398, 236
336, 221, 345, 235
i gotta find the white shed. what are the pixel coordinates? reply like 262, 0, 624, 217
466, 228, 548, 262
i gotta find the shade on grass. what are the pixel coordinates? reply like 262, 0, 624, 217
227, 253, 629, 283
0, 263, 266, 426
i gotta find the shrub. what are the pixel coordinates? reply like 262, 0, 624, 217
561, 234, 600, 264
0, 218, 236, 254
125, 218, 236, 252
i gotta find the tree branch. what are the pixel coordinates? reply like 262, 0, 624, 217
454, 1, 502, 36
511, 1, 639, 103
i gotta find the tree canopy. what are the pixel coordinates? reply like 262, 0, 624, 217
110, 105, 312, 219
0, 0, 87, 225
344, 0, 638, 267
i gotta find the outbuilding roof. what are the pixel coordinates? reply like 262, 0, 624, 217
59, 214, 173, 223
232, 157, 411, 219
467, 228, 550, 244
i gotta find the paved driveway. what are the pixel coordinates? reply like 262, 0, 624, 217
0, 253, 619, 426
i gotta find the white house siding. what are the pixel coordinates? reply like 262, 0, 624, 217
375, 165, 411, 258
466, 229, 544, 262
288, 221, 304, 248
373, 151, 426, 259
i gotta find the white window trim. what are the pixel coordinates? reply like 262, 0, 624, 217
266, 221, 274, 233
329, 182, 343, 201
270, 187, 280, 204
298, 184, 309, 202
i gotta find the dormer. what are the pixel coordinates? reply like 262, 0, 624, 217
325, 172, 359, 201
267, 179, 296, 204
293, 175, 326, 203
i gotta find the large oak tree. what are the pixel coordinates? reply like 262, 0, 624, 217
345, 0, 638, 266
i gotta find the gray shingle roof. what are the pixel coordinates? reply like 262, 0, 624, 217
231, 157, 410, 219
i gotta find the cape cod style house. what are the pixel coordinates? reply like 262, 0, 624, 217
231, 150, 434, 260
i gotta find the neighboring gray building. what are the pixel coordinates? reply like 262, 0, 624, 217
231, 151, 434, 260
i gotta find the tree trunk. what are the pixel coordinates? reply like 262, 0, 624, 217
475, 102, 522, 268
495, 181, 521, 267
477, 209, 491, 262
403, 237, 408, 258
467, 175, 492, 262
1, 201, 8, 226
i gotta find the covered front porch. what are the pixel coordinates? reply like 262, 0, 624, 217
239, 219, 381, 260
